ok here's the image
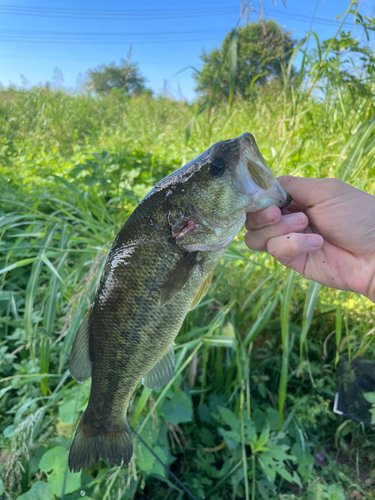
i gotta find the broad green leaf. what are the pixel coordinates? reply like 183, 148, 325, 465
39, 445, 67, 473
254, 425, 270, 451
363, 391, 375, 404
48, 465, 81, 496
3, 425, 15, 438
135, 441, 155, 472
161, 390, 192, 425
219, 430, 239, 450
259, 455, 276, 483
59, 398, 77, 424
243, 417, 257, 443
217, 406, 240, 433
16, 481, 53, 500
259, 448, 302, 488
147, 446, 169, 478
39, 446, 81, 496
219, 428, 241, 445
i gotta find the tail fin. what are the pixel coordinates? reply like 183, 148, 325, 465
68, 414, 133, 472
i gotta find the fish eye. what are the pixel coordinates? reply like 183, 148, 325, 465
209, 158, 226, 177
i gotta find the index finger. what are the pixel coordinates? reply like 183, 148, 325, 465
277, 175, 346, 207
245, 206, 282, 230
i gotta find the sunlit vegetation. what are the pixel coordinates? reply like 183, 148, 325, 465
1, 10, 375, 500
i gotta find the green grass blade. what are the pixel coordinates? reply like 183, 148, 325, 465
300, 281, 321, 364
337, 117, 375, 181
0, 257, 41, 275
228, 29, 238, 108
41, 226, 69, 394
243, 294, 279, 347
335, 303, 343, 369
24, 224, 58, 359
278, 269, 295, 428
40, 254, 65, 284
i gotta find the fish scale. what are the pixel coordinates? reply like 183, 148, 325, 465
68, 132, 291, 472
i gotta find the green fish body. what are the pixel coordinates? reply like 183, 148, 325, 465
68, 133, 291, 472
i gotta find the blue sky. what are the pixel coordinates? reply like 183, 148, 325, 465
0, 0, 370, 100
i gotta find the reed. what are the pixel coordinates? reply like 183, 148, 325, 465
1, 11, 375, 498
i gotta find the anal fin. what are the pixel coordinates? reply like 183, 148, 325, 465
142, 346, 175, 389
69, 306, 92, 383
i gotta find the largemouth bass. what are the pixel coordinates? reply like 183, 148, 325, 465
68, 132, 291, 472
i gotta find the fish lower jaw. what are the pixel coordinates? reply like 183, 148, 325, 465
244, 179, 291, 211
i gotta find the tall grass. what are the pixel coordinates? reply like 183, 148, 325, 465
1, 13, 375, 500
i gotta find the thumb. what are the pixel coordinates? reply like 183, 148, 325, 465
277, 175, 341, 208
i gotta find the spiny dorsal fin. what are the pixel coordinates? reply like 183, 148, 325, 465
69, 306, 92, 383
142, 346, 175, 389
190, 272, 213, 310
160, 251, 198, 306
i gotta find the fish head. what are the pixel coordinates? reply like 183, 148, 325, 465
187, 132, 290, 216
154, 132, 291, 252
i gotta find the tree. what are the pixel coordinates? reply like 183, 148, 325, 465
87, 59, 147, 95
194, 20, 296, 100
52, 67, 64, 89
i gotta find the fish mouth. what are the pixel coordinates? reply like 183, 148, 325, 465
232, 132, 291, 212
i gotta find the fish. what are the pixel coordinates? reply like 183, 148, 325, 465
68, 132, 291, 472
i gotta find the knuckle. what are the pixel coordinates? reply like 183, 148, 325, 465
285, 234, 299, 254
267, 234, 297, 259
323, 178, 344, 191
244, 232, 266, 251
277, 175, 294, 188
253, 211, 267, 226
245, 214, 259, 230
266, 238, 278, 257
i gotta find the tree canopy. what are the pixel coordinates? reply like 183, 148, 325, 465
87, 59, 147, 95
194, 20, 296, 100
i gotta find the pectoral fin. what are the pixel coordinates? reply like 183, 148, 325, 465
190, 272, 213, 310
142, 346, 175, 389
160, 251, 198, 305
69, 306, 92, 383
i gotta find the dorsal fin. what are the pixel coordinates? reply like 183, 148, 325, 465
69, 306, 92, 383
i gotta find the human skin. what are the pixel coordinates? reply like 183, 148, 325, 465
244, 175, 375, 303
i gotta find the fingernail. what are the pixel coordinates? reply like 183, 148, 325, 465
284, 212, 306, 226
308, 235, 323, 249
256, 207, 273, 225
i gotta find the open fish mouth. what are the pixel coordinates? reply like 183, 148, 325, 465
233, 132, 292, 211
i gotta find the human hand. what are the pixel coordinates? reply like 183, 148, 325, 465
244, 176, 375, 302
